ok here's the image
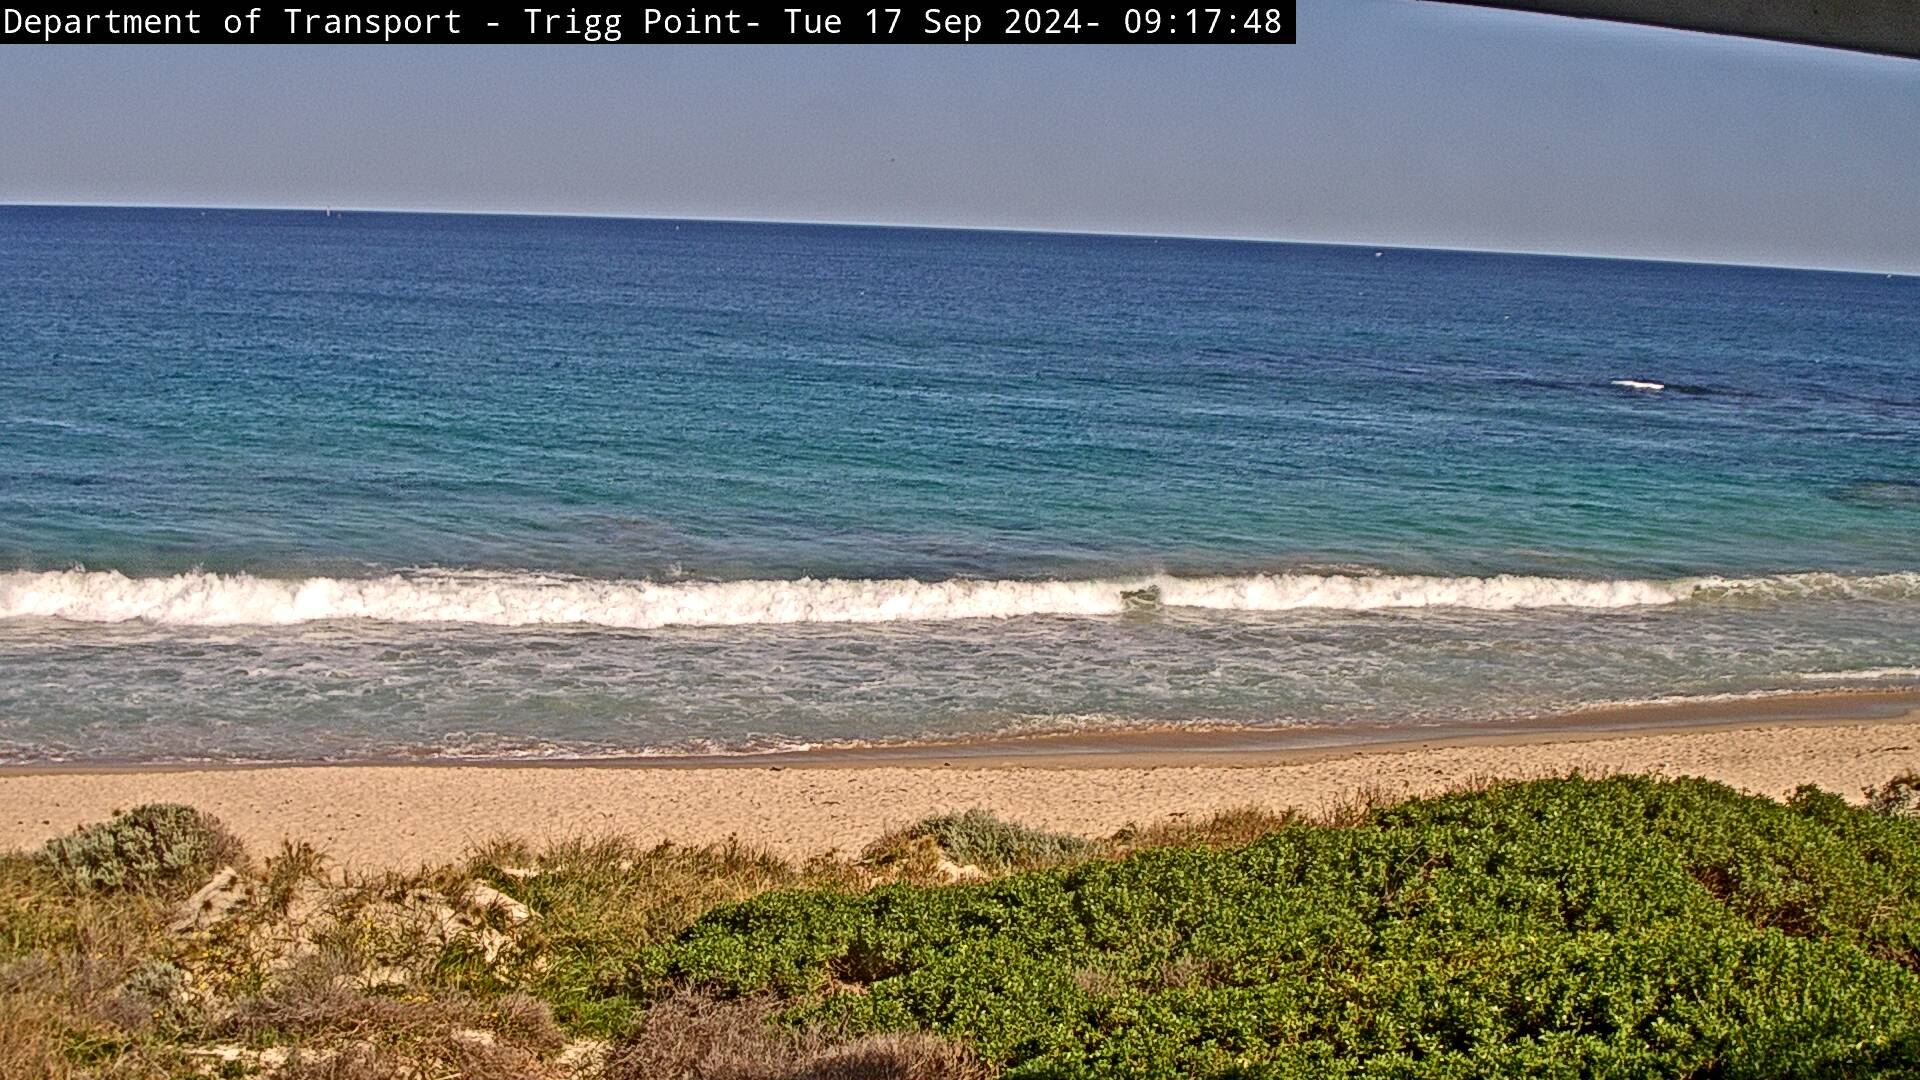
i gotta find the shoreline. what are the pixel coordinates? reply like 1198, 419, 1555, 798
4, 695, 1917, 871
4, 685, 1917, 776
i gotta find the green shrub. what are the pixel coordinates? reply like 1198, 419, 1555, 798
39, 803, 246, 894
643, 777, 1920, 1079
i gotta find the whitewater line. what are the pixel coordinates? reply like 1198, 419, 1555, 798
1, 568, 1914, 629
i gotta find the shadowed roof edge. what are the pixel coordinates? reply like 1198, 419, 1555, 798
1425, 1, 1920, 60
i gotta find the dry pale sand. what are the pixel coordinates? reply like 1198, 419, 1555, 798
4, 710, 1918, 871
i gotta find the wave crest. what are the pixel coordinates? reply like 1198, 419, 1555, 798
2, 568, 1915, 629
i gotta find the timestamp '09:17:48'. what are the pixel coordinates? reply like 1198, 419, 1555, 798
1126, 8, 1289, 35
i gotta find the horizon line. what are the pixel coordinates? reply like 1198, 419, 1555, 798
4, 199, 1914, 280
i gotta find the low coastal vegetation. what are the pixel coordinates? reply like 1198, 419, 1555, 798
4, 773, 1919, 1079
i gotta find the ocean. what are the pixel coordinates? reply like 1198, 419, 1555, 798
1, 205, 1916, 763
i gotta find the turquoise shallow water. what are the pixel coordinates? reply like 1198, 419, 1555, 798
1, 206, 1916, 762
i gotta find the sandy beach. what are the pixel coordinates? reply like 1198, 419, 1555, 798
5, 695, 1917, 871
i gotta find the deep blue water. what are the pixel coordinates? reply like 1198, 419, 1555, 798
1, 206, 1916, 762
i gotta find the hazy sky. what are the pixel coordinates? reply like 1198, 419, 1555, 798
3, 1, 1917, 272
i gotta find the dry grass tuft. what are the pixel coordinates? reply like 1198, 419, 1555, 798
224, 950, 554, 1045
1315, 781, 1407, 828
0, 993, 63, 1080
1868, 771, 1920, 817
271, 1035, 556, 1080
863, 810, 1091, 875
602, 992, 792, 1078
219, 951, 567, 1077
792, 1031, 993, 1080
261, 841, 332, 911
604, 992, 989, 1080
1106, 805, 1300, 853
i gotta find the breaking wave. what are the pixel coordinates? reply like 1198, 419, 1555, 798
2, 568, 1917, 629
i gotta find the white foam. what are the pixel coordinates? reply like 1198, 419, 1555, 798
1610, 379, 1666, 391
1796, 667, 1920, 682
2, 568, 1915, 629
